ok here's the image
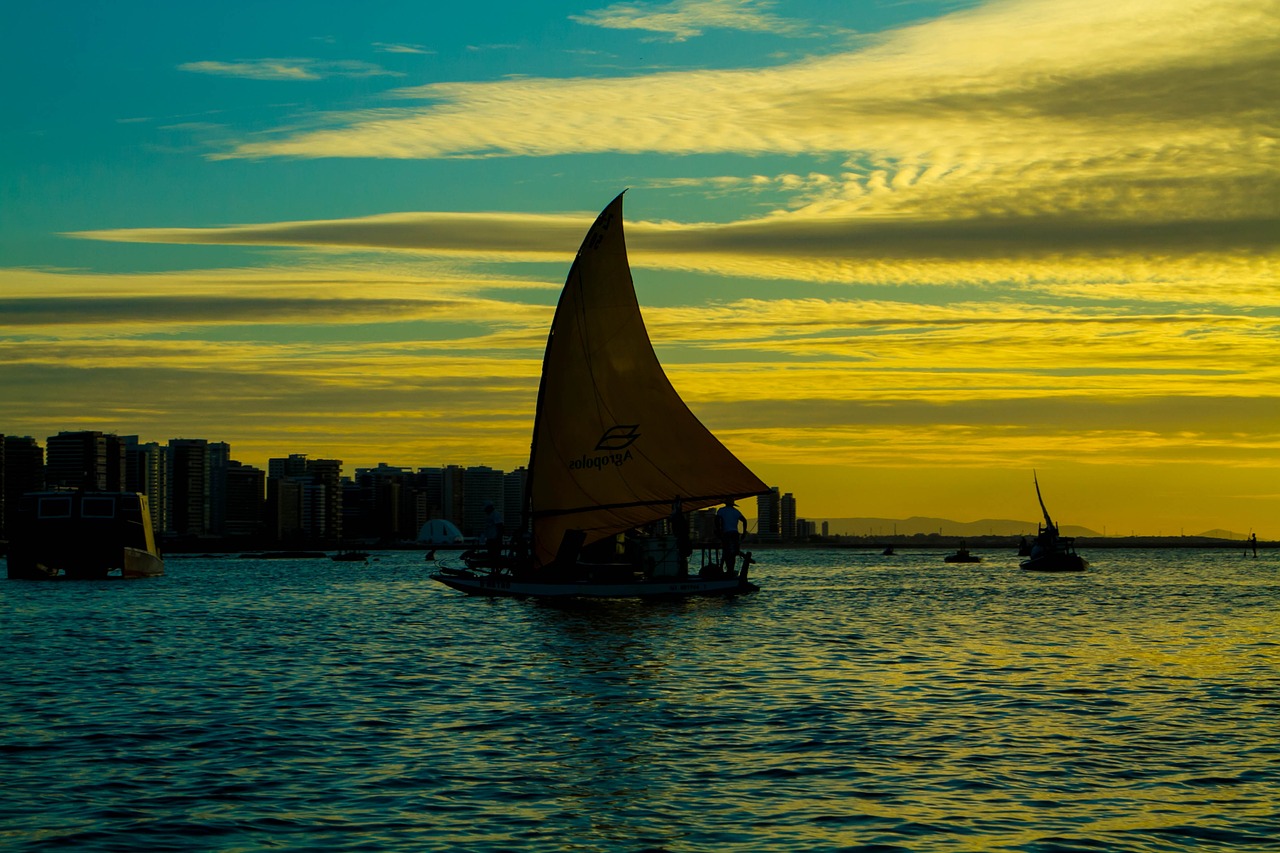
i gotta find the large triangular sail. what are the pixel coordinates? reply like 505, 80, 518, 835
526, 192, 769, 568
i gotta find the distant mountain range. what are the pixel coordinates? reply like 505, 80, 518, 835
808, 516, 1248, 540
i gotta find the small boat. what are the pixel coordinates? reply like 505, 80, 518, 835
6, 490, 164, 579
881, 546, 895, 556
331, 548, 370, 562
944, 544, 981, 563
1020, 473, 1088, 572
432, 193, 771, 599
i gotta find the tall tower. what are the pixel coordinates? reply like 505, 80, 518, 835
756, 487, 781, 542
122, 436, 168, 534
207, 442, 231, 536
2, 436, 44, 540
780, 492, 797, 541
305, 458, 343, 542
169, 438, 209, 537
463, 466, 505, 538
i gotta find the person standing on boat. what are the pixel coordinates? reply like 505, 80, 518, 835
483, 501, 504, 558
716, 499, 748, 574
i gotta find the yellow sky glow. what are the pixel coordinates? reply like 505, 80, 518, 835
3, 0, 1276, 536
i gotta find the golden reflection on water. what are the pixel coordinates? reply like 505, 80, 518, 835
1, 549, 1277, 851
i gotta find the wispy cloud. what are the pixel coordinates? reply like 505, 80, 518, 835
179, 59, 401, 81
69, 207, 1280, 307
570, 0, 809, 41
373, 42, 434, 55
3, 259, 1276, 512
205, 0, 1275, 253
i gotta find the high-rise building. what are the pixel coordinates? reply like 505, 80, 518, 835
208, 442, 231, 536
2, 436, 44, 540
266, 454, 343, 542
416, 467, 444, 521
45, 430, 126, 491
462, 466, 505, 537
757, 487, 781, 542
305, 458, 343, 542
169, 438, 209, 537
268, 454, 309, 481
503, 467, 528, 535
122, 436, 168, 534
780, 492, 797, 541
225, 461, 265, 538
441, 465, 466, 528
352, 463, 415, 540
268, 477, 304, 542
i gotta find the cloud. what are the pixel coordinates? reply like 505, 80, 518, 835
373, 42, 434, 55
68, 206, 1280, 305
217, 0, 1275, 167
178, 59, 401, 81
193, 0, 1276, 285
0, 265, 557, 337
70, 211, 593, 258
570, 0, 809, 41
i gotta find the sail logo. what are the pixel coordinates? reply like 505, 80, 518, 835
568, 425, 639, 472
594, 424, 640, 451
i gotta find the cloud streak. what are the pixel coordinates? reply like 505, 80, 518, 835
69, 207, 1280, 307
179, 59, 400, 81
88, 0, 1274, 304
570, 0, 810, 41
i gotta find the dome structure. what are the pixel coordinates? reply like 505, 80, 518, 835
417, 518, 465, 545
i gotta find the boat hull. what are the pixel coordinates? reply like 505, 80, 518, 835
8, 545, 165, 580
7, 491, 165, 580
431, 569, 757, 600
1020, 555, 1089, 572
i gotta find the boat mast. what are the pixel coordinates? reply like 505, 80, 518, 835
1033, 471, 1055, 533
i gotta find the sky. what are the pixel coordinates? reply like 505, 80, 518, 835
2, 0, 1277, 537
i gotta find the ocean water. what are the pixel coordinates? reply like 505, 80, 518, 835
2, 547, 1277, 852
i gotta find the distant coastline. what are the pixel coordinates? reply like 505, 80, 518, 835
138, 532, 1273, 556
806, 515, 1260, 541
776, 534, 1272, 551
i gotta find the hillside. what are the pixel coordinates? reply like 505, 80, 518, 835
807, 516, 1248, 540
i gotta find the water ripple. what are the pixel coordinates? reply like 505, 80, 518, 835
2, 549, 1277, 851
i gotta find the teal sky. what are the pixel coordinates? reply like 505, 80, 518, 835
2, 0, 1277, 536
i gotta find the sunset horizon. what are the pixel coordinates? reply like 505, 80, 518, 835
4, 0, 1276, 539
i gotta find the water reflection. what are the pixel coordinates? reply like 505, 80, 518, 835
2, 549, 1277, 851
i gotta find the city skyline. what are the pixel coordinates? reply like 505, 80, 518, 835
3, 1, 1276, 539
5, 428, 822, 545
7, 425, 1255, 540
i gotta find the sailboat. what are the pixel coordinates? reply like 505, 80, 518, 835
1020, 473, 1088, 572
431, 193, 771, 599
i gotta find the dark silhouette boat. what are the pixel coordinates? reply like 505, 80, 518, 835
6, 490, 164, 580
432, 193, 770, 599
1020, 473, 1088, 572
944, 544, 981, 563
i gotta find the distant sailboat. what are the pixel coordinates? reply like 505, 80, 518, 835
1020, 473, 1088, 572
432, 193, 770, 599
